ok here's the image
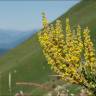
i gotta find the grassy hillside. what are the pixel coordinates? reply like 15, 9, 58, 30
0, 34, 53, 96
0, 0, 96, 95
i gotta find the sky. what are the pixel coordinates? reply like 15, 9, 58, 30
0, 1, 80, 31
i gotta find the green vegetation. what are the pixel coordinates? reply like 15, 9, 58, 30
0, 0, 96, 95
0, 34, 52, 95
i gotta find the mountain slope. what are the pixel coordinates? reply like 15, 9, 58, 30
0, 0, 96, 95
0, 34, 52, 96
0, 29, 36, 56
0, 30, 35, 48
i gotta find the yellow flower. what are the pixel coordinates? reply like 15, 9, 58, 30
38, 13, 96, 94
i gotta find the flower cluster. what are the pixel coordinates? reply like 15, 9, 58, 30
38, 13, 96, 95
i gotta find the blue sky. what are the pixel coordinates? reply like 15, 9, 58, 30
0, 1, 80, 31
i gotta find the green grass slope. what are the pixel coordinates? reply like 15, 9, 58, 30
0, 34, 52, 96
0, 0, 96, 95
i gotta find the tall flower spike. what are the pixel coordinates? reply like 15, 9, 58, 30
83, 27, 95, 68
65, 18, 73, 64
83, 27, 96, 91
76, 25, 83, 59
55, 20, 65, 49
77, 25, 83, 48
42, 12, 48, 28
66, 18, 73, 44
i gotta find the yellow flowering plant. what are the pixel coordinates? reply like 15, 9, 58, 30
38, 13, 96, 95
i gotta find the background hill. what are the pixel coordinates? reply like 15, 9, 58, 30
0, 29, 37, 55
0, 0, 96, 95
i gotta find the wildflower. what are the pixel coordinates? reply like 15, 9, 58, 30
38, 13, 96, 95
